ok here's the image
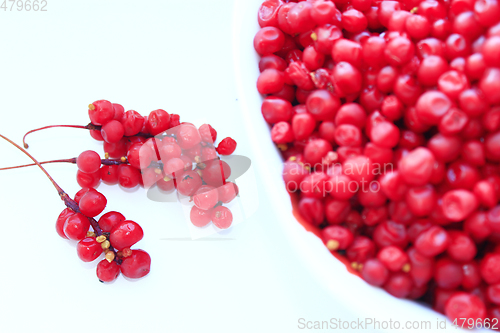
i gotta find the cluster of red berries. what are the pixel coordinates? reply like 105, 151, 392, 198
7, 100, 238, 283
80, 100, 239, 230
255, 0, 500, 326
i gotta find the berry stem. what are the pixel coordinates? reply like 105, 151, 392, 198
23, 123, 152, 148
0, 157, 129, 171
0, 134, 121, 263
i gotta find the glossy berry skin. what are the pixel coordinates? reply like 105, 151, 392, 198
63, 213, 90, 241
399, 148, 436, 186
76, 150, 101, 174
480, 253, 500, 284
96, 259, 120, 283
361, 259, 389, 287
101, 120, 125, 143
79, 190, 107, 218
98, 211, 126, 233
146, 109, 170, 136
117, 165, 141, 188
120, 250, 151, 279
76, 170, 101, 189
322, 225, 354, 250
444, 293, 486, 326
254, 27, 285, 55
216, 137, 237, 155
415, 226, 450, 257
109, 220, 144, 251
100, 165, 119, 185
193, 186, 219, 211
89, 100, 114, 126
211, 206, 233, 229
56, 208, 73, 239
190, 206, 213, 227
77, 237, 102, 262
120, 110, 144, 136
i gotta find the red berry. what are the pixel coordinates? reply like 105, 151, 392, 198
96, 259, 120, 282
77, 237, 102, 262
120, 250, 151, 279
79, 190, 107, 218
211, 206, 233, 229
88, 100, 113, 126
109, 220, 144, 251
190, 206, 213, 227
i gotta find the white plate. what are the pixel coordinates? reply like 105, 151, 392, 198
232, 1, 465, 332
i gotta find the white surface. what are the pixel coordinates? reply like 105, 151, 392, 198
0, 1, 462, 333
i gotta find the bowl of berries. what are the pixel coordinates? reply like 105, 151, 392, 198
234, 0, 500, 330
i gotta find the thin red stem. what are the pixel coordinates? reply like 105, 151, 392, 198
23, 124, 99, 148
0, 157, 129, 171
0, 134, 121, 263
23, 122, 153, 148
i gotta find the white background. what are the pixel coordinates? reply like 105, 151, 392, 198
0, 1, 353, 332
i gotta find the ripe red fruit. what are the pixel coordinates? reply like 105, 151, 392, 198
120, 250, 151, 279
88, 100, 114, 126
211, 206, 233, 229
216, 137, 237, 155
79, 190, 107, 218
96, 259, 120, 283
109, 220, 144, 251
77, 237, 102, 262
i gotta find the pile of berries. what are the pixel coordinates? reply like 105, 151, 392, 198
255, 0, 500, 326
6, 100, 238, 283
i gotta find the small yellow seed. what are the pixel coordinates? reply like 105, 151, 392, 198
351, 262, 359, 270
310, 32, 318, 41
357, 264, 364, 271
104, 152, 109, 159
154, 168, 162, 175
277, 144, 288, 151
289, 156, 297, 162
121, 156, 127, 163
402, 263, 411, 273
101, 240, 110, 250
86, 231, 96, 238
326, 240, 340, 251
88, 104, 95, 111
410, 7, 418, 14
194, 156, 202, 164
105, 251, 115, 263
96, 235, 107, 243
163, 176, 171, 182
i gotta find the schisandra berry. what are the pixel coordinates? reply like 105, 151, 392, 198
216, 137, 237, 155
109, 220, 144, 251
120, 250, 151, 279
77, 237, 102, 262
76, 150, 101, 174
78, 190, 107, 218
96, 259, 120, 283
211, 206, 233, 229
88, 100, 114, 126
190, 206, 213, 227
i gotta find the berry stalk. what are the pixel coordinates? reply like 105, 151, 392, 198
0, 134, 121, 263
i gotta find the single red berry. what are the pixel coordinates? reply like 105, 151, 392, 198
56, 208, 73, 239
109, 220, 144, 251
193, 185, 219, 211
211, 206, 233, 229
120, 249, 151, 279
63, 212, 90, 241
98, 211, 126, 233
216, 137, 237, 155
79, 190, 107, 218
77, 237, 102, 262
88, 100, 114, 126
76, 150, 101, 174
96, 259, 121, 282
190, 206, 213, 227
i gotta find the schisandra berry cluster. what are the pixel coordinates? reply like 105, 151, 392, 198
255, 0, 500, 326
13, 100, 238, 283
